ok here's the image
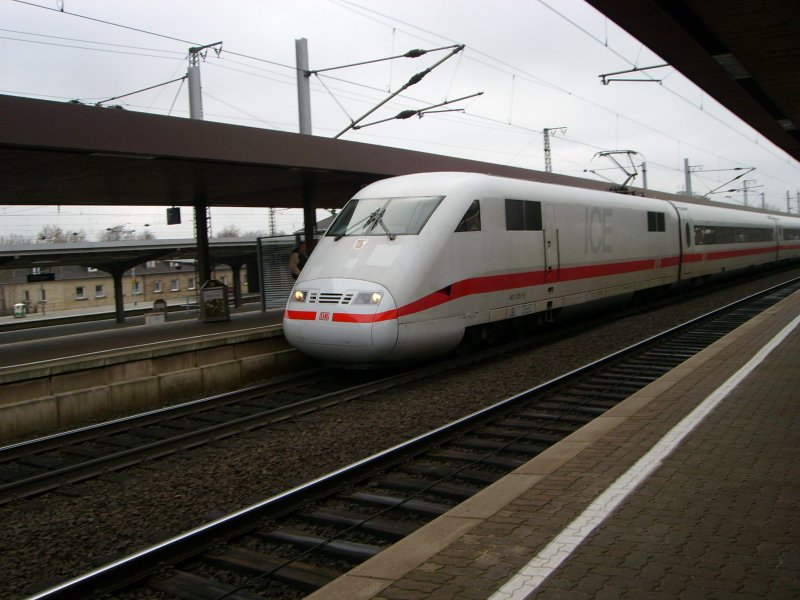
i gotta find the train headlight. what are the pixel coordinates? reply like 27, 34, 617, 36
354, 291, 383, 305
293, 290, 308, 302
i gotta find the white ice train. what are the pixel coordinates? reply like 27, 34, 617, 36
283, 172, 800, 364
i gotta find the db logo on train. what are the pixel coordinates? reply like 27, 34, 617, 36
319, 312, 331, 321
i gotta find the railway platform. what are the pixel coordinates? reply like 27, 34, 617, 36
0, 301, 283, 368
310, 290, 800, 599
0, 303, 303, 443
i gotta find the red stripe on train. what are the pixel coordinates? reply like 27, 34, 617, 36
285, 310, 317, 320
333, 310, 398, 323
705, 246, 776, 261
683, 245, 776, 263
286, 248, 777, 324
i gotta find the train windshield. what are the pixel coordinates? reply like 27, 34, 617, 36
327, 196, 444, 239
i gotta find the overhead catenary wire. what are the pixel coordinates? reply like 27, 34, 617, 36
306, 44, 470, 126
11, 0, 197, 46
202, 91, 285, 129
7, 1, 476, 137
0, 27, 186, 55
536, 0, 799, 170
352, 92, 484, 130
703, 168, 756, 197
335, 2, 751, 180
334, 0, 798, 184
93, 75, 187, 106
308, 45, 458, 75
332, 44, 466, 138
166, 76, 185, 116
0, 34, 185, 61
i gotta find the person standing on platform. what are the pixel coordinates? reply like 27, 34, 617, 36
289, 241, 308, 280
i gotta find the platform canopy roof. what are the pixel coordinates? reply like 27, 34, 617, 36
0, 237, 264, 271
0, 94, 609, 211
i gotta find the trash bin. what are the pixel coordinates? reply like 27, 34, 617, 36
152, 298, 168, 314
199, 280, 230, 323
13, 303, 26, 318
146, 299, 168, 325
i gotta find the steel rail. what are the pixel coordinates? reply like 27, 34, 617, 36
0, 362, 453, 503
0, 373, 317, 461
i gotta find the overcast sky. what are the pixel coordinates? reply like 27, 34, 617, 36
2, 0, 799, 241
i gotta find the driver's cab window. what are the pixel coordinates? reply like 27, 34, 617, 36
455, 199, 481, 232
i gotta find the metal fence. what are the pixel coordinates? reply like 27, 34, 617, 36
257, 236, 297, 309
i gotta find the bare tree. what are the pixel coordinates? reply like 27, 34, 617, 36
38, 225, 67, 243
214, 225, 242, 238
0, 233, 34, 245
37, 226, 87, 243
99, 224, 137, 241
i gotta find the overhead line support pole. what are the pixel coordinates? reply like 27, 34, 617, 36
188, 43, 217, 286
543, 127, 566, 173
296, 38, 315, 250
684, 158, 693, 197
296, 38, 312, 136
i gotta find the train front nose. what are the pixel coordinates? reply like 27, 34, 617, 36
283, 279, 399, 363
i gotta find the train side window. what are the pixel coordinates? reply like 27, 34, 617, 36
647, 211, 665, 232
685, 223, 692, 247
506, 199, 524, 230
690, 224, 773, 245
455, 199, 481, 232
784, 227, 800, 240
505, 199, 542, 231
525, 200, 543, 230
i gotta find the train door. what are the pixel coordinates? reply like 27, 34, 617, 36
675, 206, 696, 278
543, 203, 560, 282
769, 217, 780, 261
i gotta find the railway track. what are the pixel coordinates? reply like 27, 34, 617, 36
0, 325, 571, 505
0, 366, 437, 505
29, 277, 800, 599
4, 266, 769, 506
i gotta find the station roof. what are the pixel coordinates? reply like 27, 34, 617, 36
0, 94, 607, 210
586, 0, 799, 163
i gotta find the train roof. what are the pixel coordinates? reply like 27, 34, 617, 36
354, 171, 797, 219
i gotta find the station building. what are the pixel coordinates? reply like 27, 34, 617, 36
0, 259, 245, 316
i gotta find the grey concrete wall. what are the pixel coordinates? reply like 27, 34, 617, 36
0, 328, 311, 443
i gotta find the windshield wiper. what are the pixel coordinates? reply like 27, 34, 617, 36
334, 210, 376, 241
334, 207, 395, 241
369, 208, 396, 241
